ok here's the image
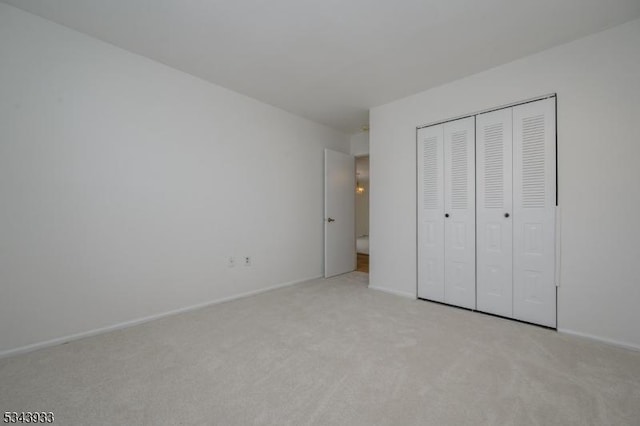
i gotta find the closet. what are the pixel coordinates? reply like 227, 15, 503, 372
417, 96, 556, 328
417, 116, 475, 309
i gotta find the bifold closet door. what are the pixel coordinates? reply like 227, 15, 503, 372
419, 97, 555, 325
513, 98, 556, 328
443, 117, 476, 309
417, 124, 445, 301
417, 116, 475, 308
476, 108, 513, 317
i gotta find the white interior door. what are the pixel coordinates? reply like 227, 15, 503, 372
417, 125, 445, 301
476, 108, 514, 317
443, 117, 476, 309
324, 149, 356, 278
513, 98, 556, 327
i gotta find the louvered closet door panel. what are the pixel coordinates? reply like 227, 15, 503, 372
417, 125, 445, 301
443, 117, 476, 309
513, 98, 556, 327
476, 108, 513, 317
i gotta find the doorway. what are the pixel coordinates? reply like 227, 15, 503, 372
355, 155, 369, 273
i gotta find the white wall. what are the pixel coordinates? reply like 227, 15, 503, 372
0, 4, 349, 356
370, 18, 640, 349
350, 131, 369, 156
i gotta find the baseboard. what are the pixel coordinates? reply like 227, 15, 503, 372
558, 328, 640, 352
0, 275, 322, 359
368, 285, 416, 300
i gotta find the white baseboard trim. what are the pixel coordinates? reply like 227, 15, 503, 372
0, 275, 322, 360
558, 328, 640, 352
368, 285, 417, 300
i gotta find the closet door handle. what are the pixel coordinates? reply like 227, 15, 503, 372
445, 213, 450, 218
504, 213, 510, 218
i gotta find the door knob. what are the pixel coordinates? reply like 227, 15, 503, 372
327, 218, 335, 223
504, 213, 510, 218
445, 213, 450, 218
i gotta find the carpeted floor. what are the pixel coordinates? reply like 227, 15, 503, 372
1, 272, 639, 425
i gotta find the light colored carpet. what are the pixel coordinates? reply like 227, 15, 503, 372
1, 272, 639, 425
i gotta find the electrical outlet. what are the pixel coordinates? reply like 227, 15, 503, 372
244, 256, 251, 266
227, 257, 235, 268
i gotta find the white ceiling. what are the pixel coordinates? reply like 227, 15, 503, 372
4, 0, 640, 133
